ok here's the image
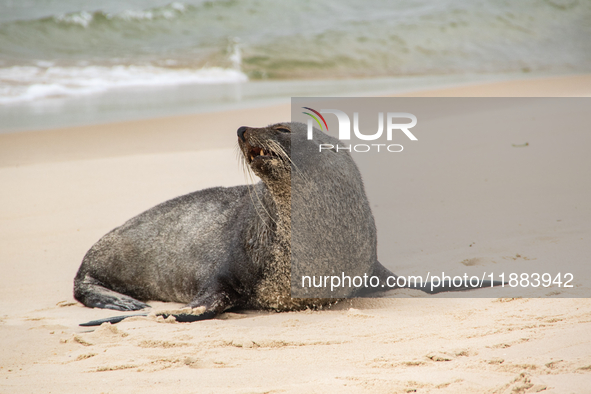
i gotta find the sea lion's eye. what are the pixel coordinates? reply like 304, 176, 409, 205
276, 127, 291, 133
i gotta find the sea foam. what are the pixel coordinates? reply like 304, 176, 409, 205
0, 65, 247, 104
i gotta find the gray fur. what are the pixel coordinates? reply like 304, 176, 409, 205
74, 122, 394, 318
289, 123, 382, 298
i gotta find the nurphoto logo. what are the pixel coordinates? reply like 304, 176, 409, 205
302, 107, 418, 153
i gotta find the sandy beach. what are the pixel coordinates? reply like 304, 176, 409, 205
1, 74, 591, 393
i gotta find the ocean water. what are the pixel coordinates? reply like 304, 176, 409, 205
0, 0, 590, 107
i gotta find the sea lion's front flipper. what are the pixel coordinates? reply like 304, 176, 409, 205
159, 310, 218, 323
187, 281, 241, 316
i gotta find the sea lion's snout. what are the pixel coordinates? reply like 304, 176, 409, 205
237, 124, 291, 182
237, 125, 283, 163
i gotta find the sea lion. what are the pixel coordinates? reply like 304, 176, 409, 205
75, 122, 386, 317
75, 122, 498, 326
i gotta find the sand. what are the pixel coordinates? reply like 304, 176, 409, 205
1, 74, 590, 393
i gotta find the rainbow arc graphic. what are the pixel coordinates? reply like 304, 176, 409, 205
302, 107, 328, 131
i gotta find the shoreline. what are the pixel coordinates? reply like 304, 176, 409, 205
1, 71, 587, 135
1, 73, 590, 168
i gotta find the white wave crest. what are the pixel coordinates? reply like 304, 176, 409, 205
0, 65, 248, 104
54, 11, 93, 27
53, 2, 188, 27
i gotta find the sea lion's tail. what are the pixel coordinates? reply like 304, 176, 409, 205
406, 280, 505, 294
79, 311, 217, 327
371, 261, 506, 294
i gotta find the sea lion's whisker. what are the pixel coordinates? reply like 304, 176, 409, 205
236, 139, 278, 230
244, 169, 277, 230
266, 139, 311, 186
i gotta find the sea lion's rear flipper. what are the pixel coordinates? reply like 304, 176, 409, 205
74, 275, 150, 311
79, 313, 148, 326
78, 310, 219, 327
78, 280, 236, 326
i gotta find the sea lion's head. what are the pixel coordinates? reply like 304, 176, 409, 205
236, 121, 351, 189
237, 123, 292, 186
